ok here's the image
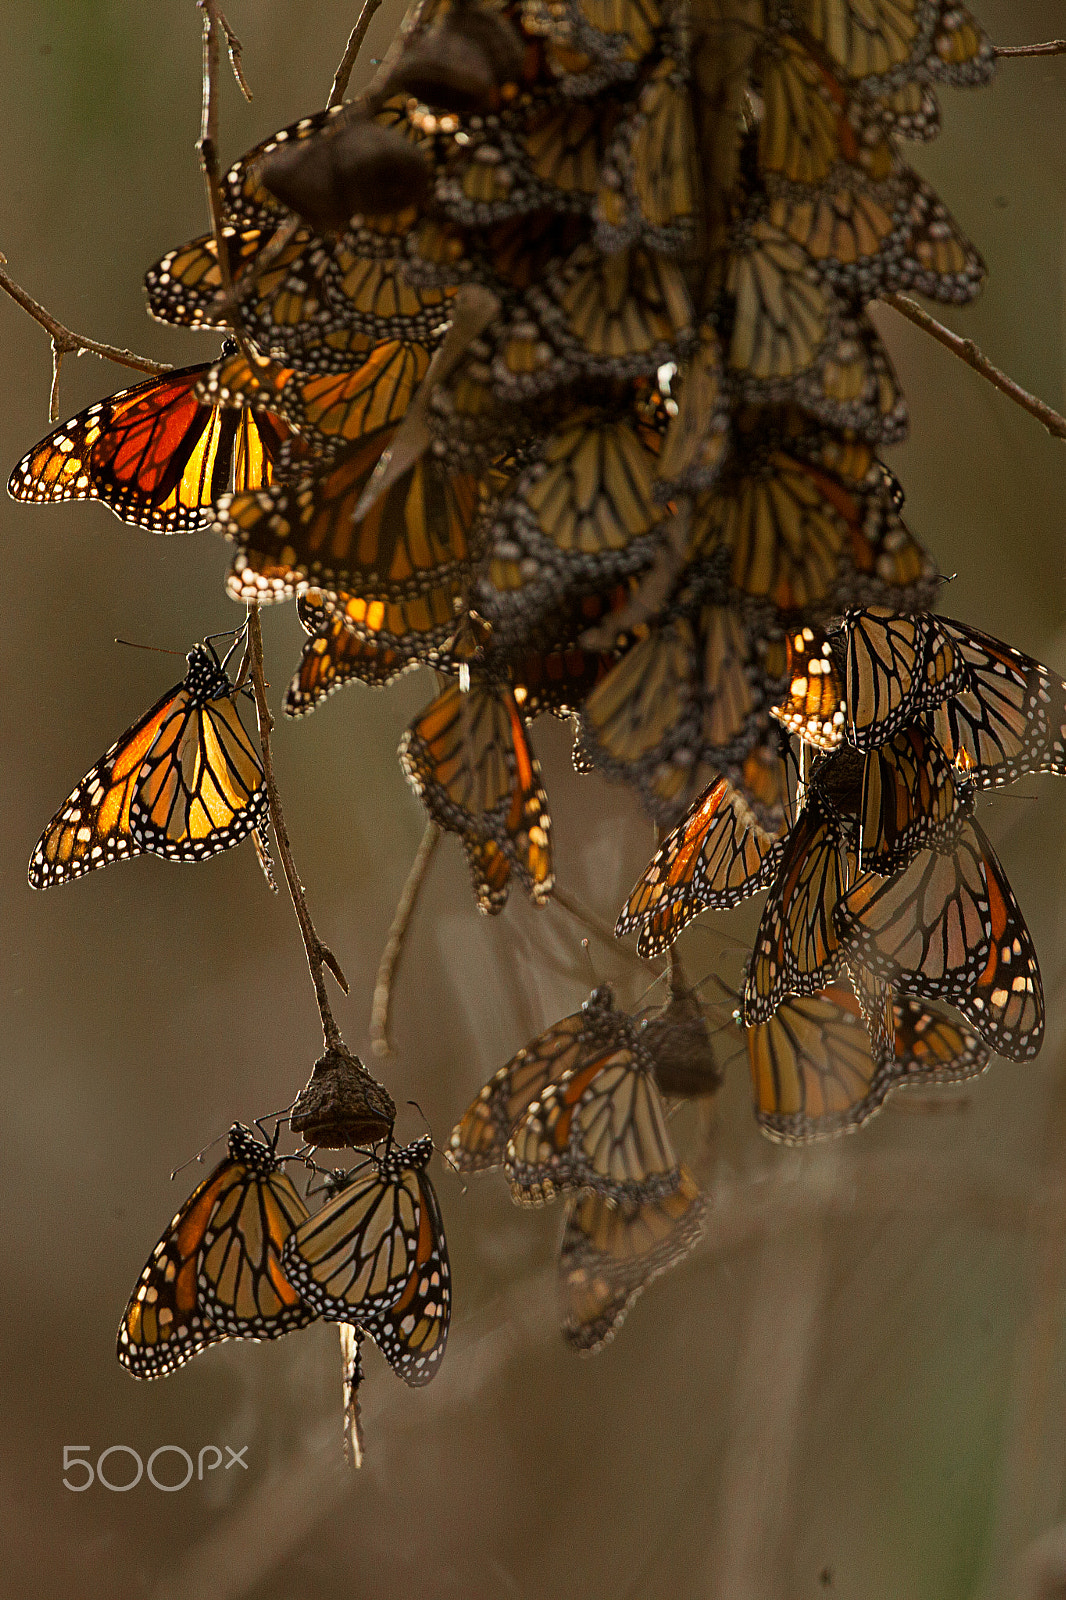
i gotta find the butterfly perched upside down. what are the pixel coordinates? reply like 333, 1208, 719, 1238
29, 639, 267, 888
400, 676, 554, 912
281, 1137, 451, 1387
117, 1124, 313, 1379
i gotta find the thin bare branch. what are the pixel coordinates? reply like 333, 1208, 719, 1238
996, 39, 1066, 58
327, 0, 386, 108
370, 822, 442, 1057
195, 0, 254, 362
0, 260, 168, 378
884, 293, 1066, 442
246, 605, 350, 1054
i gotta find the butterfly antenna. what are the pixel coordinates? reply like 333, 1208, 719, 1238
170, 1126, 230, 1181
406, 1099, 435, 1144
114, 638, 184, 657
580, 937, 601, 989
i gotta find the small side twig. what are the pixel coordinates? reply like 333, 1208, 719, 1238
884, 293, 1066, 442
0, 259, 168, 383
370, 822, 441, 1057
247, 606, 349, 1053
327, 0, 386, 108
217, 8, 252, 97
996, 39, 1066, 58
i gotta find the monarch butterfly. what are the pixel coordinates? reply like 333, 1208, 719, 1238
892, 995, 990, 1084
784, 0, 941, 89
145, 227, 450, 367
281, 1136, 450, 1386
483, 412, 665, 620
197, 340, 432, 458
565, 0, 664, 67
285, 596, 413, 716
449, 984, 624, 1171
117, 1123, 313, 1378
617, 773, 786, 958
399, 676, 553, 912
757, 32, 890, 192
725, 226, 907, 437
744, 974, 989, 1143
506, 1033, 681, 1207
835, 815, 1044, 1061
770, 626, 847, 748
926, 617, 1066, 787
29, 639, 267, 888
924, 5, 995, 87
858, 723, 968, 872
7, 360, 287, 533
746, 977, 892, 1141
296, 580, 467, 666
559, 1166, 706, 1353
579, 620, 697, 784
215, 425, 483, 605
524, 242, 694, 386
595, 59, 700, 255
524, 99, 622, 211
743, 779, 853, 1022
840, 606, 969, 749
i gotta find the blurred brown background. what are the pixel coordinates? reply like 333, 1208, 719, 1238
2, 3, 1065, 1596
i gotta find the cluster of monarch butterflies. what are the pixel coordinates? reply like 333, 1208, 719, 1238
8, 0, 1065, 1385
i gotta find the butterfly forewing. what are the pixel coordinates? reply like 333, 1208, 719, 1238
117, 1124, 311, 1378
617, 774, 785, 958
842, 607, 968, 749
744, 789, 851, 1022
449, 1000, 614, 1171
400, 678, 553, 911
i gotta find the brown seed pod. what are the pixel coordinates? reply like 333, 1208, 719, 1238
385, 6, 527, 115
257, 118, 430, 231
642, 988, 722, 1099
290, 1043, 397, 1148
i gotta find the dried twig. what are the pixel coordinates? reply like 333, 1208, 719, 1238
195, 0, 254, 362
217, 8, 252, 97
996, 39, 1066, 58
246, 606, 350, 1052
0, 259, 169, 389
884, 293, 1066, 442
327, 0, 386, 108
369, 822, 442, 1057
